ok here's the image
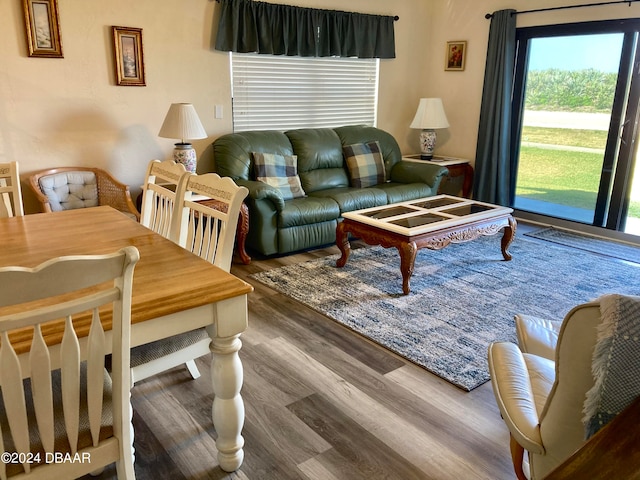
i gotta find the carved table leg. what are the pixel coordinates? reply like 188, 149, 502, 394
501, 215, 517, 261
336, 221, 351, 268
398, 241, 418, 295
210, 333, 245, 472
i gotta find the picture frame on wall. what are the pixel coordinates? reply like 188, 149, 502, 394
22, 0, 63, 58
112, 26, 146, 86
445, 41, 467, 71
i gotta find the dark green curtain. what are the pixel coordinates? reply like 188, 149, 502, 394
473, 9, 517, 205
214, 0, 396, 58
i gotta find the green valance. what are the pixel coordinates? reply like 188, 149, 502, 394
214, 0, 396, 59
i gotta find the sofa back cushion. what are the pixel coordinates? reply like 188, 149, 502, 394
334, 125, 402, 180
213, 131, 293, 181
285, 128, 349, 193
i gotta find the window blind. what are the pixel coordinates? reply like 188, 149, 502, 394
230, 53, 379, 132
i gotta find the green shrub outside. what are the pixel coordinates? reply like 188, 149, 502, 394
525, 69, 616, 113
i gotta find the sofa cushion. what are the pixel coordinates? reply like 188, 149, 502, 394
334, 125, 403, 180
374, 182, 437, 204
343, 141, 386, 188
213, 130, 293, 181
253, 152, 306, 200
278, 196, 341, 228
309, 187, 387, 213
286, 128, 349, 193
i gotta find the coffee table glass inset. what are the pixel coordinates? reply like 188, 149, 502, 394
336, 195, 516, 294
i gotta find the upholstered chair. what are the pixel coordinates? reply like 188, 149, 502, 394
489, 296, 640, 479
29, 166, 140, 220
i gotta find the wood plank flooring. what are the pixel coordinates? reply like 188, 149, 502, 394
87, 240, 518, 480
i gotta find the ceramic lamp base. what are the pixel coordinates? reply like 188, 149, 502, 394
173, 143, 197, 173
419, 129, 437, 160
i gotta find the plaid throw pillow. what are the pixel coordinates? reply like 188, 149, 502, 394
343, 141, 386, 188
253, 152, 306, 200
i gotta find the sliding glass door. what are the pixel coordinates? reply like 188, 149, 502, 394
512, 20, 640, 235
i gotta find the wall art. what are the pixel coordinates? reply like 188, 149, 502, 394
445, 41, 467, 71
23, 0, 63, 58
112, 26, 146, 86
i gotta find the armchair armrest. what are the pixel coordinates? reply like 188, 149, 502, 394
236, 179, 285, 211
389, 161, 448, 188
95, 171, 140, 220
488, 342, 545, 455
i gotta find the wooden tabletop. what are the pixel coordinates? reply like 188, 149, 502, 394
0, 206, 253, 353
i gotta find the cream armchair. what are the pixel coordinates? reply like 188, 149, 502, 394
490, 295, 640, 479
488, 301, 601, 480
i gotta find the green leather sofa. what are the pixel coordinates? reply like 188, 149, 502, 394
211, 125, 448, 256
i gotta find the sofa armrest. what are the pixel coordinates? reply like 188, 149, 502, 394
389, 161, 448, 188
488, 342, 545, 455
236, 179, 285, 211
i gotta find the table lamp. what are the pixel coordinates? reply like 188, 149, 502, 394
410, 98, 450, 160
158, 103, 207, 173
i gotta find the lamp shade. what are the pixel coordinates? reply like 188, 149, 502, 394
410, 98, 450, 130
158, 103, 207, 143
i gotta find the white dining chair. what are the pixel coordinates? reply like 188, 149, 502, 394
129, 172, 248, 385
139, 159, 188, 239
0, 161, 24, 217
0, 246, 139, 480
173, 172, 250, 271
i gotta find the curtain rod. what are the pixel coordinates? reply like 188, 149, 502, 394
212, 0, 399, 19
485, 0, 640, 19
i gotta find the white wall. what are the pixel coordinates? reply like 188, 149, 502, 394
1, 0, 434, 213
3, 0, 640, 213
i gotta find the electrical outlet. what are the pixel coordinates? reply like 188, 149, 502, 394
215, 105, 223, 119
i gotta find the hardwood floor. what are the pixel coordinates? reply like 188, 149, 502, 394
88, 241, 517, 480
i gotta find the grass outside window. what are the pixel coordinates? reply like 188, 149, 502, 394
516, 126, 640, 218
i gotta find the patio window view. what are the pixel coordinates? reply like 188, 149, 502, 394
512, 23, 640, 236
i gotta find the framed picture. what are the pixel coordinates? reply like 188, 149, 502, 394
22, 0, 63, 58
445, 41, 467, 71
112, 26, 146, 86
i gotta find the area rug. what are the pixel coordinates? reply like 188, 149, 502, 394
249, 236, 640, 391
525, 227, 640, 264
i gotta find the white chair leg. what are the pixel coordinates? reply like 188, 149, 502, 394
185, 359, 201, 379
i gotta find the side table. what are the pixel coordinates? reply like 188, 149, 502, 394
402, 154, 474, 198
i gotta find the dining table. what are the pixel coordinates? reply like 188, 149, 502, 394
0, 206, 254, 472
